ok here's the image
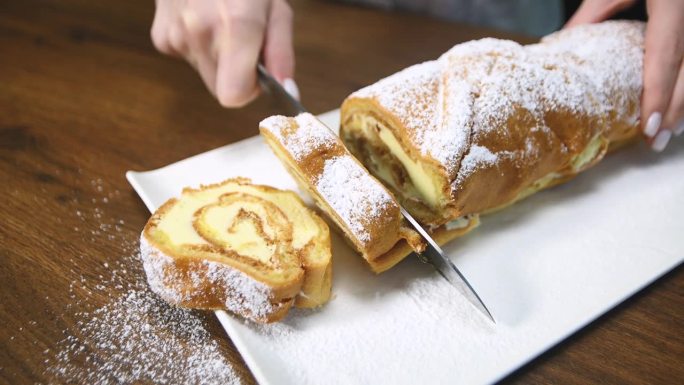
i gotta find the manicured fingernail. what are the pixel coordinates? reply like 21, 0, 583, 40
674, 120, 684, 137
282, 78, 300, 100
651, 129, 671, 152
644, 112, 662, 138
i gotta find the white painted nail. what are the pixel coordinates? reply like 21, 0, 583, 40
643, 112, 662, 138
282, 78, 300, 101
674, 120, 684, 137
651, 129, 672, 152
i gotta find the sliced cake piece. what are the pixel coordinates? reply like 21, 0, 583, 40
140, 178, 332, 323
260, 113, 440, 273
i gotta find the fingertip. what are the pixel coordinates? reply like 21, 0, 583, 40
215, 75, 261, 107
216, 84, 259, 108
674, 120, 684, 136
150, 3, 168, 50
643, 112, 662, 138
651, 129, 672, 152
216, 59, 260, 107
640, 63, 675, 136
151, 21, 173, 55
212, 12, 265, 108
641, 3, 684, 130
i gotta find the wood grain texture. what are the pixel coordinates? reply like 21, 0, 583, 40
0, 0, 681, 384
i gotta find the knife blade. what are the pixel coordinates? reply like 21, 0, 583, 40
400, 208, 495, 323
257, 64, 495, 323
257, 64, 307, 115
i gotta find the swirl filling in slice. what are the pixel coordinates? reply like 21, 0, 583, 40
140, 178, 332, 323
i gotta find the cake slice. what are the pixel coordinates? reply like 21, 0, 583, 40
260, 113, 478, 273
140, 178, 332, 323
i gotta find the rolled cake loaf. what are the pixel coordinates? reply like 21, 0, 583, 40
140, 178, 332, 323
260, 113, 477, 273
341, 21, 645, 227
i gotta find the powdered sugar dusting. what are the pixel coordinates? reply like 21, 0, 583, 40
533, 21, 644, 123
354, 60, 471, 173
261, 114, 337, 161
51, 289, 243, 385
458, 145, 499, 178
205, 259, 283, 319
248, 272, 518, 385
315, 156, 394, 243
351, 21, 644, 183
261, 112, 400, 248
44, 180, 244, 384
140, 234, 282, 321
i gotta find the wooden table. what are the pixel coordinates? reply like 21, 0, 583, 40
1, 1, 681, 383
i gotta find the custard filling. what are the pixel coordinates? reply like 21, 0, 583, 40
346, 113, 607, 223
510, 134, 606, 205
346, 114, 446, 211
571, 134, 605, 172
445, 215, 473, 230
156, 182, 323, 265
194, 195, 287, 263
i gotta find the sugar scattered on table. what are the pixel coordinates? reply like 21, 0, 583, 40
44, 177, 244, 385
50, 288, 242, 385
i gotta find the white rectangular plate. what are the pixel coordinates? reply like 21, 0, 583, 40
127, 110, 683, 385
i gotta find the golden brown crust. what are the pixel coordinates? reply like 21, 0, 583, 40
139, 243, 295, 323
140, 178, 332, 323
293, 211, 334, 308
259, 113, 424, 267
295, 255, 333, 308
341, 21, 645, 226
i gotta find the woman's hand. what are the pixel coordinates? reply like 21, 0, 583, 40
151, 0, 298, 107
566, 0, 684, 152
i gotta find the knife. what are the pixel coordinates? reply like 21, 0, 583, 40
257, 64, 495, 323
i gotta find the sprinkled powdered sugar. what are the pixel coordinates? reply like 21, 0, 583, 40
316, 155, 394, 243
249, 272, 522, 385
458, 145, 499, 178
140, 235, 280, 320
261, 113, 399, 246
351, 21, 644, 184
205, 259, 281, 318
44, 178, 244, 384
353, 60, 472, 175
51, 289, 242, 385
261, 113, 337, 161
533, 21, 644, 123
